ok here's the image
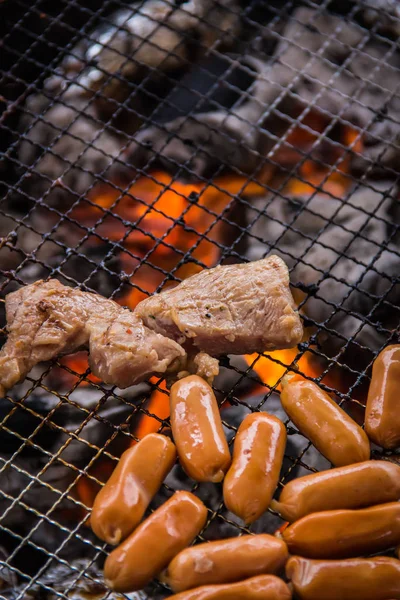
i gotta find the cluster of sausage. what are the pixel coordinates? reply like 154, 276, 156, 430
89, 345, 400, 599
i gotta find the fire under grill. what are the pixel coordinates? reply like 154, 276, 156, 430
0, 0, 400, 597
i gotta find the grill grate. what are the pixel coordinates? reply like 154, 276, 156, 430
1, 0, 400, 598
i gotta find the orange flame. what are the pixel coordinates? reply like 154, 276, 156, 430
132, 378, 170, 443
283, 114, 363, 197
58, 351, 101, 386
72, 172, 265, 307
72, 458, 117, 518
244, 347, 321, 394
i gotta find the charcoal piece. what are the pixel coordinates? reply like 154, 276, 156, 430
0, 558, 151, 599
0, 238, 124, 303
117, 104, 259, 179
0, 546, 18, 591
16, 92, 122, 212
16, 0, 240, 210
0, 386, 137, 463
0, 394, 64, 456
53, 0, 240, 105
150, 54, 256, 125
213, 355, 261, 400
0, 387, 135, 576
58, 246, 123, 299
361, 0, 400, 38
123, 6, 400, 179
246, 181, 400, 358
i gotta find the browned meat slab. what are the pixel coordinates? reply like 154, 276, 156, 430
0, 280, 186, 396
0, 258, 302, 394
136, 256, 303, 355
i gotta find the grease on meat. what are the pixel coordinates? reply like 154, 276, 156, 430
0, 280, 186, 395
136, 256, 303, 355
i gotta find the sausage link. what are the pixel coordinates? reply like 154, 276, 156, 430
223, 413, 286, 524
170, 375, 231, 482
281, 502, 400, 559
91, 433, 176, 544
162, 534, 288, 592
365, 345, 400, 449
271, 460, 400, 522
104, 491, 207, 592
280, 377, 370, 467
286, 555, 400, 600
168, 575, 292, 600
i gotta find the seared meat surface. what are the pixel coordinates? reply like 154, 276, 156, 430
0, 280, 186, 395
136, 256, 303, 355
0, 258, 302, 394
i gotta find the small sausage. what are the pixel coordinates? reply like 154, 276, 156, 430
170, 375, 231, 482
223, 413, 286, 524
281, 502, 400, 559
286, 555, 400, 600
365, 345, 400, 449
161, 534, 289, 592
91, 433, 176, 544
168, 575, 292, 600
104, 491, 207, 592
271, 460, 400, 522
280, 376, 370, 467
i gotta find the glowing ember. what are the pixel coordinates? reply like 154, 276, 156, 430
73, 459, 117, 518
131, 378, 170, 443
277, 112, 363, 197
58, 351, 101, 386
244, 348, 321, 394
72, 172, 265, 307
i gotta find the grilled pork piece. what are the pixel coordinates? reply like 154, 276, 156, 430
136, 256, 303, 355
0, 257, 302, 394
0, 280, 186, 396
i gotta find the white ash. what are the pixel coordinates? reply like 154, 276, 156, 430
50, 0, 240, 106
123, 6, 400, 179
245, 181, 400, 357
16, 91, 122, 211
15, 0, 240, 210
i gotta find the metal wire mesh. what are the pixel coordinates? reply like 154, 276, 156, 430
1, 0, 400, 597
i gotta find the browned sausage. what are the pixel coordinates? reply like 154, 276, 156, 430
161, 534, 289, 592
365, 345, 400, 449
104, 491, 207, 592
91, 433, 176, 544
286, 555, 400, 600
168, 575, 292, 600
169, 375, 230, 482
281, 502, 400, 559
271, 460, 400, 522
280, 376, 370, 467
223, 413, 286, 524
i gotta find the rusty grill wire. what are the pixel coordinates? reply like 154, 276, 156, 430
0, 0, 400, 597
